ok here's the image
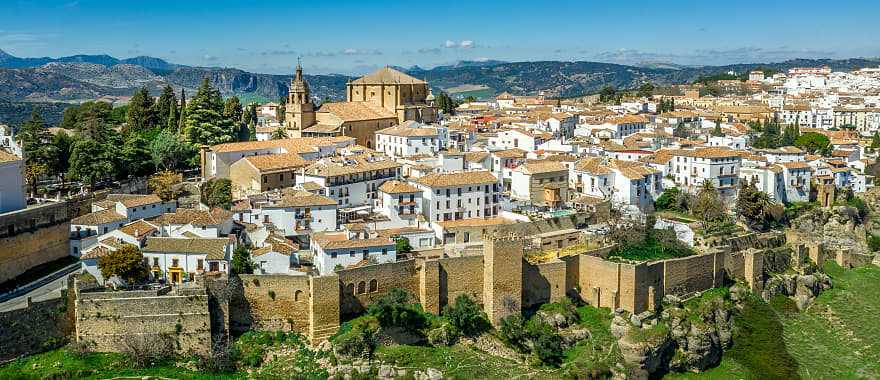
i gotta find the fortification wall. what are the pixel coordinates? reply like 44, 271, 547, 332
423, 256, 484, 313
75, 287, 211, 355
661, 253, 723, 297
483, 238, 523, 324
337, 260, 419, 317
579, 255, 624, 310
233, 274, 311, 333
523, 259, 567, 308
0, 296, 71, 362
0, 202, 71, 284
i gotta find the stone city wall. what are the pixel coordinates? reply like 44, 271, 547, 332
232, 274, 311, 333
0, 296, 72, 362
75, 285, 212, 355
522, 258, 567, 308
337, 260, 420, 317
0, 202, 72, 284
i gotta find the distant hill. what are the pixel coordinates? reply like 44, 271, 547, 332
0, 48, 878, 126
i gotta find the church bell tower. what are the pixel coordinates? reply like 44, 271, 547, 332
285, 59, 316, 137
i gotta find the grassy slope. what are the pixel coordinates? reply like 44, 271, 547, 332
376, 305, 621, 380
669, 263, 880, 380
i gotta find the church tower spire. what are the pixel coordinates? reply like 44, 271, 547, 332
285, 57, 315, 136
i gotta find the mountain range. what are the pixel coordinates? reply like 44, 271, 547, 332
1, 48, 879, 126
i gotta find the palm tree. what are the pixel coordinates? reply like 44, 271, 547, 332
270, 127, 288, 140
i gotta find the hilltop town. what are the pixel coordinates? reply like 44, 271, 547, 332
2, 60, 880, 379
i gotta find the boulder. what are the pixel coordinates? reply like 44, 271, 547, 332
611, 314, 631, 339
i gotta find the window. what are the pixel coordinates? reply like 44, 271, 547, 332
357, 281, 366, 294
197, 259, 204, 270
331, 252, 337, 259
172, 258, 179, 267
153, 258, 159, 266
294, 290, 303, 302
382, 248, 387, 255
369, 279, 378, 292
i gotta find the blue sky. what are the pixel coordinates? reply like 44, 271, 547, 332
1, 0, 878, 75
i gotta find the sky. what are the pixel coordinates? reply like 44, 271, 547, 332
1, 0, 879, 75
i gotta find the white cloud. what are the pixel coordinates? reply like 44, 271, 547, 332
444, 40, 457, 48
460, 40, 474, 49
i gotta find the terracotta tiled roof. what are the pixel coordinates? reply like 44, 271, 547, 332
350, 67, 426, 85
519, 160, 568, 175
153, 208, 232, 226
0, 150, 20, 163
416, 170, 498, 188
241, 153, 311, 172
210, 136, 354, 154
574, 157, 612, 174
781, 161, 811, 170
143, 237, 230, 260
318, 101, 397, 122
266, 190, 336, 207
313, 232, 394, 250
105, 194, 163, 208
437, 216, 515, 228
304, 155, 401, 177
378, 180, 421, 194
492, 148, 527, 159
376, 121, 438, 137
374, 227, 433, 238
464, 151, 490, 163
117, 220, 158, 238
81, 245, 115, 260
71, 209, 127, 225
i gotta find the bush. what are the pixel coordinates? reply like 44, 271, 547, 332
367, 288, 427, 333
498, 314, 529, 352
117, 334, 175, 368
869, 233, 880, 252
334, 316, 379, 359
442, 294, 490, 337
427, 323, 459, 346
526, 321, 563, 366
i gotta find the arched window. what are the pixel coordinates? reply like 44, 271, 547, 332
357, 281, 366, 294
369, 279, 378, 293
346, 283, 355, 295
294, 290, 303, 302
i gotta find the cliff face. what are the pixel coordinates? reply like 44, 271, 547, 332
790, 206, 870, 256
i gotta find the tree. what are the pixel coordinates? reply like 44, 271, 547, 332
692, 180, 726, 228
200, 178, 232, 209
183, 78, 235, 145
637, 82, 655, 98
119, 133, 152, 178
148, 170, 183, 202
18, 107, 57, 193
270, 127, 287, 140
231, 245, 254, 274
655, 187, 683, 212
736, 181, 782, 231
276, 96, 286, 123
599, 86, 617, 103
149, 129, 191, 170
673, 122, 689, 138
98, 244, 149, 284
395, 237, 413, 254
68, 138, 114, 189
780, 123, 799, 147
872, 131, 880, 150
367, 288, 427, 333
167, 98, 179, 131
154, 85, 177, 129
178, 89, 187, 133
709, 120, 723, 137
49, 131, 74, 180
794, 132, 831, 155
223, 96, 243, 125
434, 92, 457, 115
462, 95, 477, 103
442, 294, 490, 337
126, 86, 157, 134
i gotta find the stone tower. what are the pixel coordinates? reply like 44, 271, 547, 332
285, 60, 316, 137
483, 233, 523, 325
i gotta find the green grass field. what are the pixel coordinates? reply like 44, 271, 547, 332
669, 263, 880, 380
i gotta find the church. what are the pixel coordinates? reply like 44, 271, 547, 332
284, 64, 438, 148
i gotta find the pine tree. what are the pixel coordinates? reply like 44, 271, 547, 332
126, 86, 157, 134
178, 89, 187, 133
871, 131, 880, 149
183, 77, 235, 145
167, 100, 178, 131
711, 120, 724, 137
18, 107, 56, 194
154, 85, 177, 128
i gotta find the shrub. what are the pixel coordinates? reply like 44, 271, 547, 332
527, 321, 563, 366
869, 233, 880, 252
367, 288, 427, 333
118, 334, 175, 368
442, 294, 490, 337
498, 314, 529, 352
427, 323, 459, 346
334, 316, 379, 359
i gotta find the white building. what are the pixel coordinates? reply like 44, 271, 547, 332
376, 180, 423, 227
142, 237, 234, 283
375, 121, 441, 158
414, 170, 502, 226
242, 189, 338, 237
488, 129, 552, 152
299, 154, 401, 210
665, 148, 742, 198
0, 150, 27, 214
311, 231, 396, 275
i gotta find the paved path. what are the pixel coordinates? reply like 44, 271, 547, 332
0, 262, 80, 312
